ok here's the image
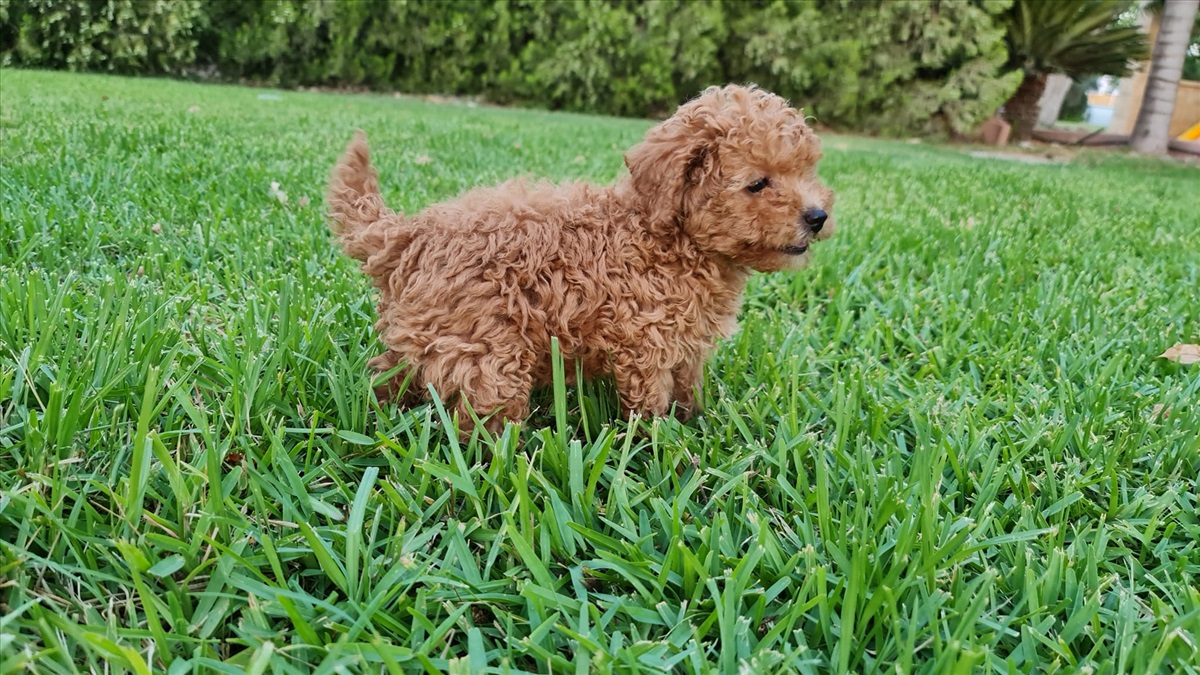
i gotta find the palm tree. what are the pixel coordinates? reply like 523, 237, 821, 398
1001, 0, 1150, 142
1131, 0, 1200, 154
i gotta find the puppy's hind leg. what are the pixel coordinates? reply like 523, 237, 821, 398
421, 335, 536, 436
368, 350, 423, 408
612, 349, 673, 421
670, 357, 706, 422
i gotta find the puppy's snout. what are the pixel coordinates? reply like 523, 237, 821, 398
803, 209, 828, 233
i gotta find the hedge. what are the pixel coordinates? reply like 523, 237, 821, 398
1, 0, 1022, 136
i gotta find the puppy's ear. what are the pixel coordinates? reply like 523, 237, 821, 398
624, 115, 720, 227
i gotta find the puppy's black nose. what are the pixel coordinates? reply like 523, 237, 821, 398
803, 209, 827, 232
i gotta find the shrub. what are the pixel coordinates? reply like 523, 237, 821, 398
191, 0, 329, 86
490, 0, 728, 117
193, 0, 517, 92
0, 0, 203, 74
722, 0, 1021, 136
192, 0, 729, 118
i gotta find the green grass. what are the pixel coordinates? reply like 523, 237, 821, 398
1, 69, 1198, 674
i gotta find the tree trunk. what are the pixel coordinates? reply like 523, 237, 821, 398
1004, 72, 1048, 142
1131, 0, 1200, 154
1038, 74, 1074, 128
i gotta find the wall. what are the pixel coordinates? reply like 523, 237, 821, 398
1109, 12, 1200, 138
1113, 74, 1200, 137
1169, 81, 1200, 137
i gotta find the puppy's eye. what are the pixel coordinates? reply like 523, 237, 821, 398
746, 178, 770, 194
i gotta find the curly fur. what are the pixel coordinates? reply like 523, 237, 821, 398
327, 84, 835, 433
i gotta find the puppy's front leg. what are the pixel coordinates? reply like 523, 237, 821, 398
612, 350, 673, 420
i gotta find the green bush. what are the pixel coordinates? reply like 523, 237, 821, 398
1185, 48, 1199, 82
1, 0, 1022, 136
1059, 75, 1098, 122
0, 0, 202, 74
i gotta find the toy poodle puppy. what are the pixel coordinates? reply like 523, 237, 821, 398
327, 84, 835, 433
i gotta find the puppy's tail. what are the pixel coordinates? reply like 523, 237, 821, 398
327, 131, 393, 262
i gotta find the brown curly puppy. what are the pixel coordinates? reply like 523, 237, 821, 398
327, 84, 835, 433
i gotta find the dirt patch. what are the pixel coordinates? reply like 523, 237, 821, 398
967, 150, 1068, 164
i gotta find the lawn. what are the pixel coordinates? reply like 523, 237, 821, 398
1, 69, 1198, 674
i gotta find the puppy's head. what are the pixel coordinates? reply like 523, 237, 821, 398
624, 84, 835, 272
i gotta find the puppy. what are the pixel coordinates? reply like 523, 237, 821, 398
327, 84, 835, 433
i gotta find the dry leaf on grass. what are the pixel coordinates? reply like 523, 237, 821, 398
1158, 343, 1200, 365
413, 154, 432, 165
